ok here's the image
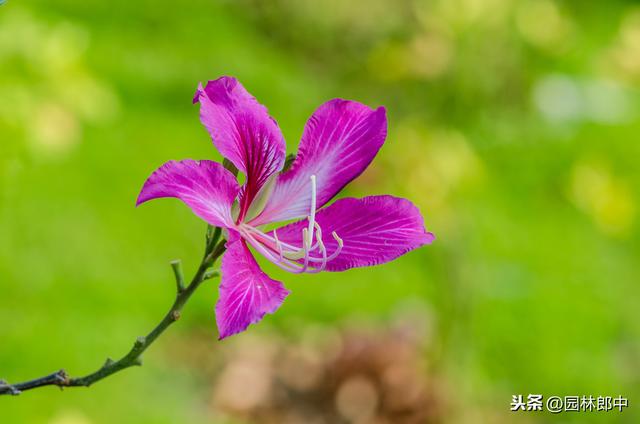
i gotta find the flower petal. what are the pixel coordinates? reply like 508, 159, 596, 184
216, 233, 290, 339
194, 77, 286, 220
136, 159, 239, 228
271, 195, 434, 271
251, 99, 387, 226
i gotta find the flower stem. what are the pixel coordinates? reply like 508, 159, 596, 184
0, 231, 226, 396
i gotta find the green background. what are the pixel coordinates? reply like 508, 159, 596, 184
1, 0, 639, 422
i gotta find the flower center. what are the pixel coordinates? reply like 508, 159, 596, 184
238, 175, 343, 273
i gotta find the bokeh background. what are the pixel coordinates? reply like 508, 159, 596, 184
1, 0, 639, 422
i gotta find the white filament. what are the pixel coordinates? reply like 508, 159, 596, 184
238, 175, 343, 274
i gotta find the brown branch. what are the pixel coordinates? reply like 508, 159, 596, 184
0, 226, 225, 396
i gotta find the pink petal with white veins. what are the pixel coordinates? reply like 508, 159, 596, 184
251, 99, 386, 226
215, 232, 290, 339
271, 195, 433, 271
136, 159, 239, 228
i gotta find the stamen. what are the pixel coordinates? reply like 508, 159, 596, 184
325, 231, 344, 262
314, 222, 323, 241
306, 224, 328, 273
305, 175, 317, 250
299, 228, 310, 273
240, 228, 302, 273
273, 228, 284, 263
241, 223, 319, 253
235, 175, 346, 274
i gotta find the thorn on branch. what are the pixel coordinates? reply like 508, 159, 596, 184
0, 369, 69, 395
54, 370, 70, 385
170, 310, 181, 321
203, 269, 220, 280
0, 379, 20, 395
170, 259, 185, 293
134, 336, 146, 350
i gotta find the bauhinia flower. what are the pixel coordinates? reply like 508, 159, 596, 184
137, 76, 435, 339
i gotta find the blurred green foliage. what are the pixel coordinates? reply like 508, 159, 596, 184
1, 0, 639, 422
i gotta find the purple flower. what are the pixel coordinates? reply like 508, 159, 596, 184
137, 76, 435, 339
